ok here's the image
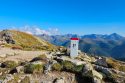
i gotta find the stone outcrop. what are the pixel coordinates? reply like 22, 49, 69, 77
54, 77, 65, 83
1, 30, 15, 44
82, 63, 103, 83
95, 57, 108, 67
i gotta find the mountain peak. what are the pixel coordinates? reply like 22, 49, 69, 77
108, 33, 123, 40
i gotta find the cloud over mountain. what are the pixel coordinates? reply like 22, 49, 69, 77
10, 25, 59, 35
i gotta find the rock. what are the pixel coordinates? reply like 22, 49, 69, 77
92, 70, 103, 80
0, 72, 2, 76
54, 77, 65, 83
52, 60, 57, 64
82, 63, 103, 83
56, 52, 61, 55
58, 56, 86, 65
82, 63, 93, 77
0, 39, 6, 45
113, 76, 125, 83
9, 66, 24, 74
3, 74, 14, 83
94, 65, 112, 76
44, 61, 52, 74
95, 57, 108, 67
0, 63, 2, 67
91, 57, 96, 62
0, 80, 2, 83
2, 31, 15, 44
77, 53, 92, 62
16, 66, 24, 73
83, 63, 93, 73
32, 61, 44, 65
70, 59, 86, 65
93, 77, 102, 83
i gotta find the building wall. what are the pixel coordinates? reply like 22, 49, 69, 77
70, 40, 79, 57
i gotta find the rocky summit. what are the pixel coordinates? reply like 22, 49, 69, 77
0, 30, 125, 83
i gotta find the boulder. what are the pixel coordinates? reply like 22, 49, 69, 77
77, 54, 92, 62
91, 57, 96, 63
58, 56, 86, 65
9, 66, 24, 74
16, 66, 24, 73
2, 31, 15, 44
93, 77, 102, 83
82, 63, 103, 83
94, 65, 112, 76
3, 74, 14, 83
95, 58, 108, 67
31, 61, 44, 65
0, 63, 2, 67
54, 77, 65, 83
83, 63, 93, 73
92, 70, 103, 80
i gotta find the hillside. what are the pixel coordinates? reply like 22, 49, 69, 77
37, 33, 125, 60
0, 30, 57, 51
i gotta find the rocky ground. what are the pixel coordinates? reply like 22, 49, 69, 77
0, 47, 125, 83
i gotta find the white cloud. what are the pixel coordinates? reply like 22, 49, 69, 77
10, 25, 59, 35
48, 28, 59, 35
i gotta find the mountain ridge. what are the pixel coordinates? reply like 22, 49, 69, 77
37, 33, 125, 60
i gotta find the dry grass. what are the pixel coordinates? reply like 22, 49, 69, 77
106, 58, 125, 72
1, 30, 57, 51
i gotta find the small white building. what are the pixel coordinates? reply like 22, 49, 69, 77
70, 38, 79, 57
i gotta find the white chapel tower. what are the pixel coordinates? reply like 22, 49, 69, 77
70, 37, 79, 57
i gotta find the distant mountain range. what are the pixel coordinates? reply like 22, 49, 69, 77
37, 33, 125, 60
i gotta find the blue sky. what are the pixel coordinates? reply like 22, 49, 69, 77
0, 0, 125, 36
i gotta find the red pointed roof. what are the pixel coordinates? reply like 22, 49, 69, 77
70, 38, 79, 40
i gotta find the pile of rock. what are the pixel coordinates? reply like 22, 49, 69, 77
1, 30, 15, 44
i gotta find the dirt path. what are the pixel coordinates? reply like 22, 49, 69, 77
0, 48, 47, 62
30, 71, 76, 83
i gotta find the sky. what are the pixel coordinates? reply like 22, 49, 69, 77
0, 0, 125, 36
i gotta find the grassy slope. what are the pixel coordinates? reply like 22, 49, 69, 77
1, 30, 57, 51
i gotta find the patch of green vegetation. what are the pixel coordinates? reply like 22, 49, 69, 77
73, 65, 84, 73
7, 79, 17, 83
119, 65, 125, 72
1, 61, 18, 69
0, 68, 10, 76
0, 74, 6, 81
62, 61, 75, 71
104, 73, 119, 83
7, 74, 20, 83
20, 76, 30, 83
52, 63, 62, 71
83, 70, 93, 77
24, 64, 43, 74
38, 54, 47, 60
